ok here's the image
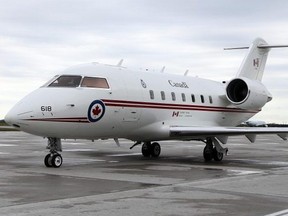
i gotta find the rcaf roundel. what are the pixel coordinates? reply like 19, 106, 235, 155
87, 100, 106, 122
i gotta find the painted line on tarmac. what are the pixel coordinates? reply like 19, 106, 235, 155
235, 159, 288, 166
65, 149, 95, 152
107, 153, 142, 157
265, 209, 288, 216
0, 144, 17, 147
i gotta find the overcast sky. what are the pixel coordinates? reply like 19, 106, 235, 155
1, 0, 288, 123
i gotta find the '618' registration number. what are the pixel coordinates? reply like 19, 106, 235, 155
41, 106, 52, 112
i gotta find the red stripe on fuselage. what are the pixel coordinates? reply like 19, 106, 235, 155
24, 117, 89, 123
102, 99, 259, 114
22, 99, 258, 123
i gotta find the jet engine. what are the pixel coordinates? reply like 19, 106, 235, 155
226, 77, 272, 110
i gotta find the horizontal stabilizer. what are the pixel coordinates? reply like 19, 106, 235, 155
258, 45, 288, 49
224, 46, 249, 50
224, 38, 288, 81
224, 45, 288, 50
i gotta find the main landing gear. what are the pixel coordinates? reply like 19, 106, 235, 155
130, 141, 161, 158
44, 138, 63, 168
142, 142, 161, 158
203, 138, 228, 162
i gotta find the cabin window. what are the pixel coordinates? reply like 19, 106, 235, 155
209, 96, 213, 104
81, 77, 109, 89
149, 90, 154, 100
191, 94, 195, 103
200, 95, 205, 103
161, 91, 165, 100
181, 93, 186, 102
171, 92, 176, 101
48, 75, 82, 87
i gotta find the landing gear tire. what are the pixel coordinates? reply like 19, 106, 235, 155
151, 142, 161, 158
142, 143, 151, 157
44, 154, 53, 167
141, 142, 161, 158
51, 154, 63, 168
213, 148, 223, 161
44, 153, 63, 168
45, 137, 63, 168
203, 146, 213, 161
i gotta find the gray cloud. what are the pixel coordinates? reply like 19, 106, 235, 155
1, 0, 288, 122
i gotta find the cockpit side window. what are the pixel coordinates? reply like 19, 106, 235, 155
48, 75, 82, 87
41, 75, 59, 87
81, 77, 110, 89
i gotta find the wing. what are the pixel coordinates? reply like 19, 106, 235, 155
170, 126, 288, 143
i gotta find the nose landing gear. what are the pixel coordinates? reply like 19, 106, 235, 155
44, 138, 63, 168
44, 153, 63, 168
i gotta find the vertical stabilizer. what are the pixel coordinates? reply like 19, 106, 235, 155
236, 38, 270, 81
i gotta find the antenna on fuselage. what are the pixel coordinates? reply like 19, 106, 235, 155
160, 66, 166, 73
117, 59, 124, 67
184, 69, 189, 76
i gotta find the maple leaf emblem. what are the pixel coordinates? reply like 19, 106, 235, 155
92, 105, 102, 116
88, 100, 106, 122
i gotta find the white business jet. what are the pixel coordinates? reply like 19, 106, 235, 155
5, 38, 288, 168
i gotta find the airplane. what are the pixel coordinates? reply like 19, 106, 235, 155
244, 120, 267, 127
4, 37, 288, 168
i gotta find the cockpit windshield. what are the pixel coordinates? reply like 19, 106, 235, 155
45, 75, 110, 89
81, 77, 109, 89
48, 75, 82, 87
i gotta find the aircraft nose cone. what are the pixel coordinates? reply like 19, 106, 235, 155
4, 109, 18, 127
5, 111, 12, 126
4, 89, 40, 130
4, 102, 32, 128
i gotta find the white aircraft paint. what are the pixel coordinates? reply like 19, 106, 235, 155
4, 38, 288, 168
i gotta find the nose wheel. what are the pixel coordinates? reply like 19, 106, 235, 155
44, 153, 63, 168
44, 137, 63, 168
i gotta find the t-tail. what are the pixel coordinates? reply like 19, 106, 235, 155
224, 38, 288, 111
225, 37, 288, 81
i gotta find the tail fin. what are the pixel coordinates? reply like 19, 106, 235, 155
237, 38, 269, 81
225, 38, 288, 81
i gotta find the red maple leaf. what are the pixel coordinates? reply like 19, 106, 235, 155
92, 105, 101, 116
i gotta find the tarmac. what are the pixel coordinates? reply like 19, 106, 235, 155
1, 131, 288, 216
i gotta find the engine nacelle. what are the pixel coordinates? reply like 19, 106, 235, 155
226, 77, 272, 110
